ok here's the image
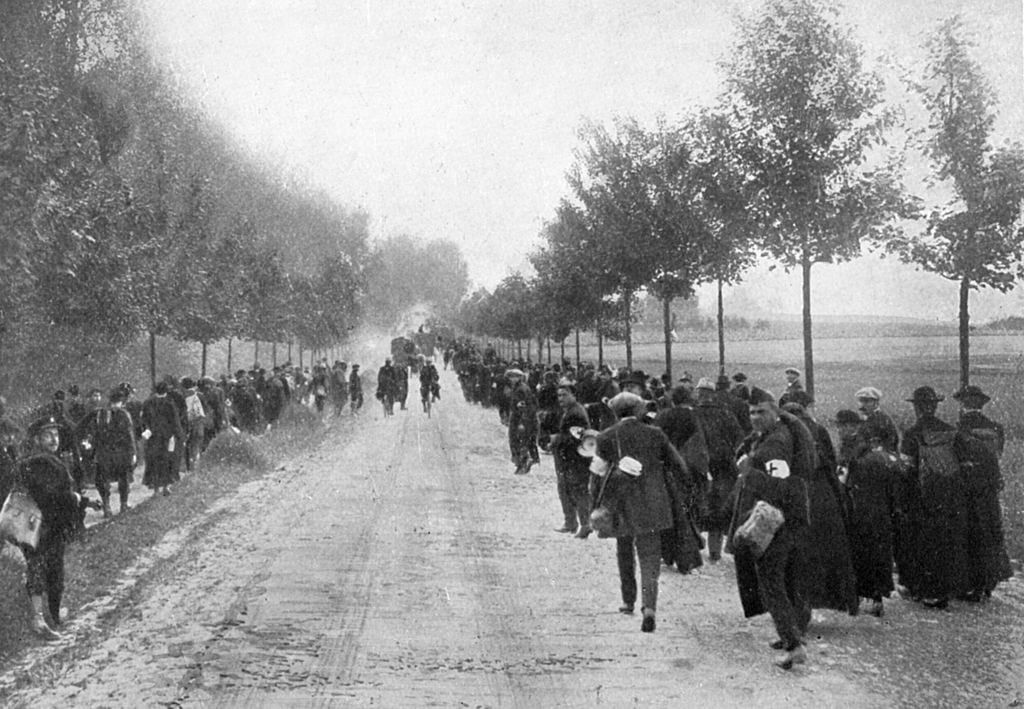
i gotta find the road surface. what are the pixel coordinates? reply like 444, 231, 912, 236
1, 370, 1022, 707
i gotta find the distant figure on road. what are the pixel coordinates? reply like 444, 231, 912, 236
347, 365, 363, 413
783, 367, 803, 395
506, 368, 538, 474
376, 358, 398, 417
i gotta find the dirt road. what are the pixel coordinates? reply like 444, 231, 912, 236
2, 371, 1022, 707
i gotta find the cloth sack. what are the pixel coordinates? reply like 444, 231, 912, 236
733, 500, 785, 558
0, 490, 42, 549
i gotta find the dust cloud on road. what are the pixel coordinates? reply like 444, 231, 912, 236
2, 370, 1022, 708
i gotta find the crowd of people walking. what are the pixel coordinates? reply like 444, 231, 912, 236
449, 340, 1015, 669
0, 358, 368, 640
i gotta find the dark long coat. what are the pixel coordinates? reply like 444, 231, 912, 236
729, 417, 811, 619
694, 401, 743, 533
898, 415, 970, 599
653, 405, 707, 571
796, 413, 859, 615
141, 395, 184, 489
957, 411, 1013, 594
840, 436, 896, 600
591, 418, 687, 538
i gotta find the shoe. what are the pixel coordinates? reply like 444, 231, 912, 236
957, 591, 982, 603
922, 597, 949, 609
769, 639, 785, 650
32, 614, 60, 640
554, 525, 576, 534
709, 551, 721, 563
101, 503, 112, 519
513, 465, 527, 475
618, 604, 634, 615
640, 608, 656, 633
870, 600, 884, 617
776, 645, 807, 670
574, 527, 592, 539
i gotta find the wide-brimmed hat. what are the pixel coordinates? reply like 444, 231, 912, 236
907, 386, 944, 404
952, 385, 990, 406
505, 368, 525, 379
620, 370, 648, 388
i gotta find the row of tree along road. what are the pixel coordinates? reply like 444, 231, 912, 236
454, 2, 1024, 397
0, 1, 469, 402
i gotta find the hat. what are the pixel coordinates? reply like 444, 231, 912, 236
952, 385, 990, 406
556, 379, 576, 394
833, 409, 862, 426
27, 416, 60, 438
678, 371, 693, 384
181, 377, 196, 389
108, 387, 127, 403
695, 377, 716, 392
748, 387, 776, 405
352, 364, 360, 370
607, 392, 646, 417
153, 381, 169, 395
68, 385, 80, 396
716, 374, 731, 390
907, 386, 944, 404
505, 368, 525, 379
732, 372, 748, 383
855, 387, 882, 401
784, 367, 800, 376
118, 381, 134, 394
87, 387, 103, 397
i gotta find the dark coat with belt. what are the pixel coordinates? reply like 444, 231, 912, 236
552, 402, 591, 491
591, 418, 688, 538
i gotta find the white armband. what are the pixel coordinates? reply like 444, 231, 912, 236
766, 460, 790, 479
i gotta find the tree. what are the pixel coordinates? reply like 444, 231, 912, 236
567, 119, 664, 369
720, 0, 914, 396
891, 16, 1024, 387
695, 109, 759, 376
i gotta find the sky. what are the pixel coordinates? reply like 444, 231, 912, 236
139, 0, 1024, 321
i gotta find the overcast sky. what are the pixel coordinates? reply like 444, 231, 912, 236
139, 0, 1024, 321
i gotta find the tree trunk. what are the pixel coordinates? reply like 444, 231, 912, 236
546, 338, 551, 365
537, 335, 543, 364
149, 331, 157, 388
272, 341, 277, 367
201, 342, 208, 378
560, 338, 565, 365
801, 249, 815, 399
575, 329, 581, 368
298, 345, 303, 369
597, 330, 604, 369
516, 339, 522, 360
959, 276, 971, 388
288, 341, 292, 363
662, 296, 673, 381
624, 290, 633, 370
227, 337, 233, 373
717, 277, 726, 377
254, 341, 260, 369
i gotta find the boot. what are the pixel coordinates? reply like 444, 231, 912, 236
100, 494, 112, 519
119, 490, 130, 514
776, 644, 807, 670
48, 592, 63, 626
708, 531, 723, 562
30, 596, 59, 640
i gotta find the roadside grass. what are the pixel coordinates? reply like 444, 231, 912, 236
0, 404, 330, 665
